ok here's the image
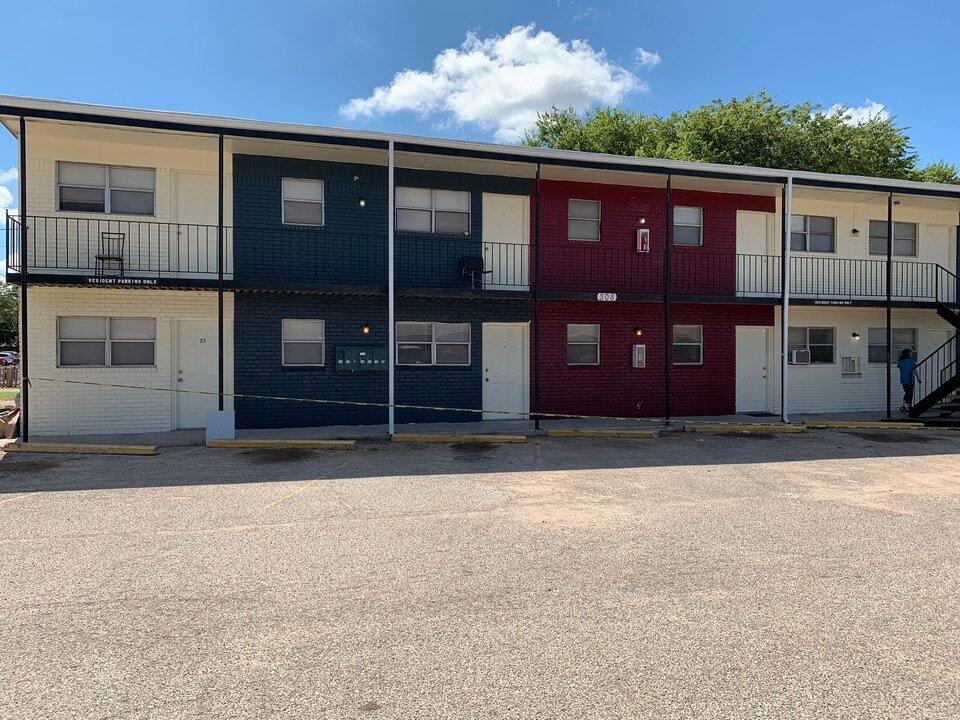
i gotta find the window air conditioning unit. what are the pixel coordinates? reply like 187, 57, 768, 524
841, 356, 862, 376
789, 349, 811, 365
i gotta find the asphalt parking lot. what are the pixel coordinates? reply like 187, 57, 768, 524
1, 429, 959, 719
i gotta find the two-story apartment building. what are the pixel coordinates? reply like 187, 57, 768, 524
2, 96, 958, 438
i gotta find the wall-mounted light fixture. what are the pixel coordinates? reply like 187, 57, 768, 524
362, 324, 370, 335
851, 332, 861, 340
359, 197, 366, 208
851, 228, 860, 236
634, 328, 643, 337
638, 215, 647, 225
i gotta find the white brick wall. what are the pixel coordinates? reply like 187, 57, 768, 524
769, 307, 953, 413
23, 287, 234, 436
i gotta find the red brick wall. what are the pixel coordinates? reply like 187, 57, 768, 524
532, 301, 775, 418
532, 180, 775, 296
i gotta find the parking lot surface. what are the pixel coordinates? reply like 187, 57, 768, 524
1, 429, 959, 719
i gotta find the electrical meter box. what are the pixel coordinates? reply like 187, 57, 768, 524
336, 346, 388, 372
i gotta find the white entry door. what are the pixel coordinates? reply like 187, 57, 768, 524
177, 320, 219, 429
482, 193, 530, 290
174, 172, 219, 274
736, 326, 769, 413
482, 323, 529, 420
736, 211, 774, 296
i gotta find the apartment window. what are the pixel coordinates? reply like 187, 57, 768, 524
673, 207, 702, 246
396, 188, 470, 234
282, 319, 325, 366
567, 324, 600, 365
788, 327, 835, 364
58, 162, 155, 215
867, 328, 916, 363
396, 322, 470, 366
673, 325, 703, 365
568, 200, 601, 241
57, 317, 156, 367
282, 178, 324, 226
791, 215, 835, 252
868, 220, 918, 256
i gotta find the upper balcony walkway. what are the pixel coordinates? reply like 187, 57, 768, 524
7, 215, 956, 306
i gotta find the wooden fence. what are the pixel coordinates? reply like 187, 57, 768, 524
0, 366, 20, 388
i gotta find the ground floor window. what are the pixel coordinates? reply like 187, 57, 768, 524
567, 324, 600, 365
867, 328, 916, 363
282, 319, 325, 366
57, 316, 156, 367
788, 327, 835, 363
396, 322, 471, 365
673, 325, 703, 365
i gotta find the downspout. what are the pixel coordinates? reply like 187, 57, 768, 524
886, 193, 893, 419
781, 176, 792, 424
18, 116, 28, 442
664, 175, 671, 425
534, 163, 541, 430
388, 140, 395, 435
217, 133, 224, 411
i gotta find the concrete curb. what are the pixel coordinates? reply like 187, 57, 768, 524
5, 442, 158, 456
391, 433, 527, 444
547, 429, 658, 439
208, 439, 356, 450
804, 421, 925, 429
690, 424, 805, 434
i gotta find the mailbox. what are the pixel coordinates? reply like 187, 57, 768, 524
336, 346, 388, 372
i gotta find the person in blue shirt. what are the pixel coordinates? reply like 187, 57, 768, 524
897, 348, 920, 413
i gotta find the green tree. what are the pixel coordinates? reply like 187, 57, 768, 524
522, 92, 959, 184
0, 283, 19, 346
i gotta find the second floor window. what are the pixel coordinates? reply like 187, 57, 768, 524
282, 178, 325, 226
673, 207, 702, 246
791, 215, 835, 252
58, 162, 155, 215
396, 188, 470, 234
869, 220, 918, 257
568, 200, 601, 241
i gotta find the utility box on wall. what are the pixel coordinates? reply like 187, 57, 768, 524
336, 346, 388, 371
632, 344, 646, 368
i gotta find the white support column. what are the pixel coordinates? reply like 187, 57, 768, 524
781, 176, 793, 424
388, 141, 396, 435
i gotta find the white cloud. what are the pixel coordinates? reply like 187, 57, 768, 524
340, 24, 644, 142
635, 48, 661, 69
826, 99, 890, 125
0, 186, 13, 211
0, 167, 16, 185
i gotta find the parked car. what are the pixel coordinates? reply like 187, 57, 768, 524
0, 352, 18, 366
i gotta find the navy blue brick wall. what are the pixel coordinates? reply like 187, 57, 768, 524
235, 293, 530, 428
233, 155, 529, 288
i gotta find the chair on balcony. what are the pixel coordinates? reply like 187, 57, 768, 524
461, 256, 491, 289
96, 232, 125, 277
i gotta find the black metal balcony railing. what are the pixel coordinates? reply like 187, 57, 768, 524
3, 214, 953, 303
7, 215, 232, 277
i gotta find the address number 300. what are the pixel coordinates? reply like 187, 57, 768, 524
596, 293, 618, 302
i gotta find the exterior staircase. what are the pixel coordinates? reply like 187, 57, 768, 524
910, 265, 960, 418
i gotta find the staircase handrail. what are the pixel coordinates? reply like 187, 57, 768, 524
912, 333, 958, 412
935, 264, 959, 307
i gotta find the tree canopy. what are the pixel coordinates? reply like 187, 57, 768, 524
0, 283, 18, 346
521, 92, 959, 184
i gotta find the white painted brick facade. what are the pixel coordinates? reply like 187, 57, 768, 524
24, 287, 234, 436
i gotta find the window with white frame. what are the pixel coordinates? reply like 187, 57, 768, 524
282, 319, 325, 366
396, 322, 471, 365
673, 206, 703, 246
788, 327, 835, 364
868, 220, 917, 256
282, 178, 325, 226
567, 324, 600, 365
58, 163, 155, 215
791, 215, 835, 252
568, 199, 601, 241
396, 188, 470, 234
867, 328, 916, 363
673, 325, 703, 365
57, 317, 156, 367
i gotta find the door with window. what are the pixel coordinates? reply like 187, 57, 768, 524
482, 194, 529, 290
482, 323, 529, 420
176, 320, 218, 428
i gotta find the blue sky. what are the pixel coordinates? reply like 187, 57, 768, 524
2, 0, 959, 211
